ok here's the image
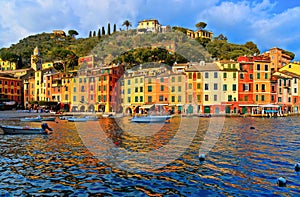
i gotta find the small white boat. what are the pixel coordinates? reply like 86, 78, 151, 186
130, 115, 173, 123
59, 116, 69, 120
42, 117, 56, 121
0, 123, 53, 135
84, 116, 99, 121
102, 114, 113, 118
67, 117, 87, 122
20, 116, 42, 122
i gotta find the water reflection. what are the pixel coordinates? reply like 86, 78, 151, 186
0, 116, 299, 196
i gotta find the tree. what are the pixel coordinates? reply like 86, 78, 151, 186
108, 23, 111, 35
68, 30, 78, 37
89, 31, 92, 38
195, 22, 207, 30
244, 41, 260, 55
98, 29, 101, 39
93, 31, 96, 37
122, 20, 132, 31
282, 50, 295, 60
113, 24, 117, 33
102, 26, 106, 35
215, 34, 228, 41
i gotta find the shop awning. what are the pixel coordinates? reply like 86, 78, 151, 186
140, 104, 154, 109
239, 104, 259, 107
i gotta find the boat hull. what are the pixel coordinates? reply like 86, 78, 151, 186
67, 118, 87, 122
0, 125, 47, 135
20, 117, 42, 122
130, 115, 172, 123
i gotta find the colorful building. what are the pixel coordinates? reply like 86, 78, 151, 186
0, 74, 22, 105
0, 58, 17, 71
263, 47, 292, 73
186, 29, 213, 40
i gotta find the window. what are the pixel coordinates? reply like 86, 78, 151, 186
197, 73, 201, 79
140, 96, 143, 102
65, 94, 68, 100
214, 83, 218, 90
279, 79, 282, 86
140, 87, 143, 92
245, 96, 248, 101
205, 95, 209, 101
90, 95, 94, 101
250, 74, 253, 80
262, 84, 266, 91
233, 73, 236, 79
205, 72, 209, 78
294, 88, 297, 94
214, 95, 217, 101
90, 85, 94, 91
148, 96, 152, 103
172, 96, 175, 102
294, 98, 297, 104
160, 85, 164, 91
205, 83, 209, 90
261, 95, 265, 101
188, 95, 192, 102
214, 72, 218, 78
256, 84, 259, 91
178, 96, 182, 102
240, 73, 244, 79
257, 73, 260, 79
81, 96, 84, 102
197, 83, 200, 89
223, 73, 227, 78
79, 78, 82, 83
11, 89, 14, 94
127, 97, 131, 103
264, 64, 268, 71
271, 95, 275, 102
256, 95, 259, 101
278, 97, 282, 102
81, 86, 85, 92
140, 78, 143, 83
228, 95, 232, 101
127, 79, 131, 85
265, 73, 268, 80
294, 78, 297, 84
128, 89, 131, 94
243, 84, 249, 91
188, 73, 192, 79
160, 78, 164, 82
73, 96, 76, 102
178, 76, 182, 82
223, 84, 227, 91
148, 86, 152, 92
172, 77, 175, 82
135, 87, 138, 92
197, 95, 201, 102
178, 86, 182, 92
135, 78, 138, 83
232, 84, 237, 91
172, 86, 175, 92
135, 96, 138, 102
257, 64, 260, 70
189, 83, 192, 89
159, 95, 164, 101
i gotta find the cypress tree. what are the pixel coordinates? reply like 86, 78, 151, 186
89, 31, 92, 38
113, 24, 117, 33
93, 31, 96, 37
108, 23, 111, 35
98, 29, 101, 38
102, 26, 105, 35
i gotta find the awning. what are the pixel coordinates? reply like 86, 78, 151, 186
140, 104, 154, 109
260, 104, 280, 108
239, 104, 259, 107
155, 104, 168, 106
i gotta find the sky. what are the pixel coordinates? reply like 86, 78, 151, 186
1, 0, 300, 59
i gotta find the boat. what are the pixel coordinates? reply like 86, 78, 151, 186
130, 115, 173, 123
59, 116, 69, 120
0, 123, 53, 135
84, 116, 99, 121
250, 104, 288, 117
20, 116, 42, 122
67, 117, 87, 122
102, 114, 113, 118
42, 117, 56, 121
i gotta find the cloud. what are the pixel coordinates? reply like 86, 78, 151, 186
197, 0, 300, 58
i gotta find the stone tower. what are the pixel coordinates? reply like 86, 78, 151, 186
31, 46, 41, 71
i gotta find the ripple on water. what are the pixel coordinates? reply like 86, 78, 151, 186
0, 117, 299, 196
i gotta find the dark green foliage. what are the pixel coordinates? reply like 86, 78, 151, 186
172, 26, 188, 34
93, 31, 96, 37
68, 30, 78, 37
113, 24, 117, 33
108, 23, 111, 35
98, 29, 101, 38
195, 22, 207, 30
89, 31, 92, 38
282, 50, 295, 60
102, 26, 106, 35
122, 20, 132, 31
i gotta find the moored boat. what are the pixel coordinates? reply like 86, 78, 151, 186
67, 117, 87, 122
20, 116, 43, 122
42, 117, 56, 121
0, 123, 53, 135
84, 116, 99, 121
130, 115, 173, 123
